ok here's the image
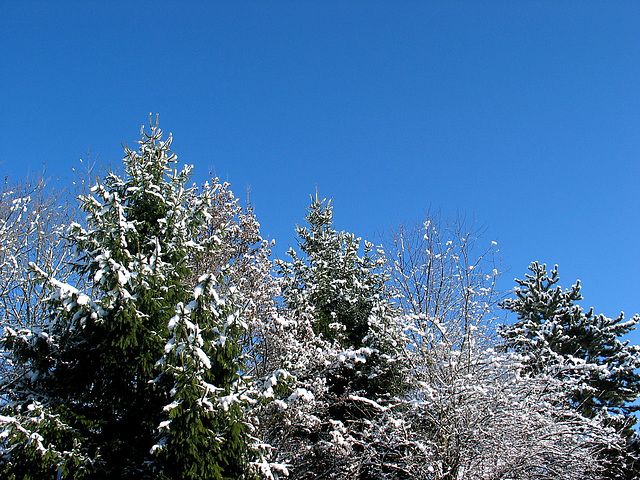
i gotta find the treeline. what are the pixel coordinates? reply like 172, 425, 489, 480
1, 118, 639, 479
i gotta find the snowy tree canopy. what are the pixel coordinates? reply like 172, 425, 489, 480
0, 117, 283, 479
0, 118, 637, 480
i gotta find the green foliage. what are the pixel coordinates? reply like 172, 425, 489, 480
153, 273, 256, 479
6, 117, 635, 480
0, 117, 258, 479
0, 402, 93, 480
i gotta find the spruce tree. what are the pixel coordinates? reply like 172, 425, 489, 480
500, 262, 640, 420
500, 262, 640, 477
0, 117, 259, 479
279, 194, 404, 400
274, 194, 406, 478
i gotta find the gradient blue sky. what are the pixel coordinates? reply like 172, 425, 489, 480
2, 2, 639, 335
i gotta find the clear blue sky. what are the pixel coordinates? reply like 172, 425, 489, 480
2, 2, 639, 335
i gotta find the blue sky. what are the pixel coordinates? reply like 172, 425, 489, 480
2, 1, 639, 334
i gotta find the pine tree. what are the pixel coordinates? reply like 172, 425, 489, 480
500, 262, 640, 477
0, 117, 260, 479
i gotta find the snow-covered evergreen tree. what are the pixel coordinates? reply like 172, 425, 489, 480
0, 117, 273, 479
500, 262, 640, 477
280, 195, 405, 396
272, 194, 407, 478
3, 118, 632, 480
500, 262, 640, 422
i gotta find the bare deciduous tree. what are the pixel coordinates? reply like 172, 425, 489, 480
384, 213, 500, 374
0, 174, 74, 398
0, 174, 73, 330
380, 215, 623, 479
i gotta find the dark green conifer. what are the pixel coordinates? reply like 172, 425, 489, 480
500, 262, 640, 478
0, 117, 257, 479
